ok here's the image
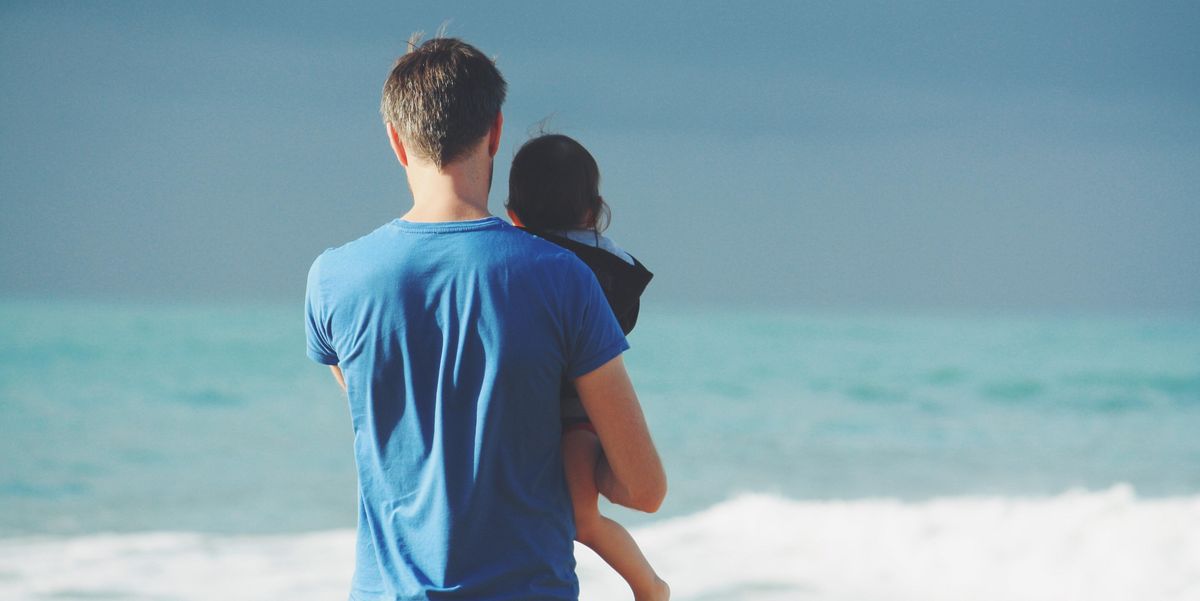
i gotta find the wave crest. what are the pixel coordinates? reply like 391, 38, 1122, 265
580, 485, 1200, 601
2, 486, 1197, 601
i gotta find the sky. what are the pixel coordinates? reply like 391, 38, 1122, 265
1, 1, 1197, 312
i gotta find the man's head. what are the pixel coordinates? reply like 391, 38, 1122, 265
381, 36, 507, 168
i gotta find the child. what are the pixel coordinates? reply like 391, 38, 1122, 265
507, 134, 668, 601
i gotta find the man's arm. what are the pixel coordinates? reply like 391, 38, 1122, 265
574, 354, 667, 513
329, 365, 346, 392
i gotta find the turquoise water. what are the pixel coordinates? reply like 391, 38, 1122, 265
1, 300, 1199, 538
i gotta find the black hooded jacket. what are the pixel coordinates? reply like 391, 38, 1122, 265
520, 228, 653, 335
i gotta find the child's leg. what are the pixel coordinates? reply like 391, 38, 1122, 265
562, 428, 669, 601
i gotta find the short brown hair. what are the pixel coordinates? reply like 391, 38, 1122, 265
380, 36, 507, 168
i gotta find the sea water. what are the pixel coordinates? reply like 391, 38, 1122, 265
1, 300, 1198, 600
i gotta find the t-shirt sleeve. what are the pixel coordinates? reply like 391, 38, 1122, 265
563, 260, 630, 379
304, 256, 339, 365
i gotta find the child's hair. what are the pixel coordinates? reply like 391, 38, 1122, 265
506, 134, 610, 232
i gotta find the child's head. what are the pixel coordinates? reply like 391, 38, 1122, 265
506, 134, 610, 232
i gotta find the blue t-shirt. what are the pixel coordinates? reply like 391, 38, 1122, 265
305, 216, 628, 600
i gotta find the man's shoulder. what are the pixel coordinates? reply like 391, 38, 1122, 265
309, 219, 588, 278
507, 228, 599, 279
509, 227, 577, 256
312, 220, 398, 266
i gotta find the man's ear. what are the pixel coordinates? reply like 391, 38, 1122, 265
487, 112, 504, 158
386, 122, 409, 167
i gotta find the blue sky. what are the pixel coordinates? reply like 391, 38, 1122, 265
1, 1, 1197, 311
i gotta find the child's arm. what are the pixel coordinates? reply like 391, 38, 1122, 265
574, 355, 666, 513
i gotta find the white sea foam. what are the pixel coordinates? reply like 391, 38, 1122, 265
1, 485, 1197, 601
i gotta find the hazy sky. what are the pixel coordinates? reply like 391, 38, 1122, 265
2, 1, 1197, 311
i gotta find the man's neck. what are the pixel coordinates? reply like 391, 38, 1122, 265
402, 197, 491, 222
402, 152, 493, 223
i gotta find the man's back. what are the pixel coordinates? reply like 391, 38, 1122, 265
305, 216, 628, 600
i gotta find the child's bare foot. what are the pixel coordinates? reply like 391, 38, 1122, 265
633, 576, 670, 601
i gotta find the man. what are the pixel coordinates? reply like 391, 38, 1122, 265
304, 37, 666, 600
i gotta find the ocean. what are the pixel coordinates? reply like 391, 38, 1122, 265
1, 300, 1198, 600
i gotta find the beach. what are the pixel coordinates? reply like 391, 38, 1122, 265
2, 300, 1198, 599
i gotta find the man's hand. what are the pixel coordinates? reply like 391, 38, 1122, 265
574, 355, 667, 513
330, 365, 346, 393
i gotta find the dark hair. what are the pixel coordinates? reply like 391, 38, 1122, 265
506, 134, 610, 233
380, 36, 507, 167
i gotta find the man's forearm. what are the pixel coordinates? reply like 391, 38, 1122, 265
575, 355, 667, 513
594, 451, 638, 508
